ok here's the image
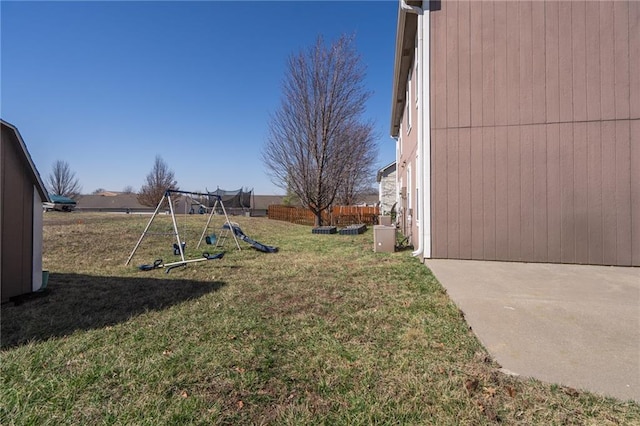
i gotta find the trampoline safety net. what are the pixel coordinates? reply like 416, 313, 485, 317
207, 188, 252, 210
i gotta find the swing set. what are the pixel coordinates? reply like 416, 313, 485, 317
125, 189, 241, 272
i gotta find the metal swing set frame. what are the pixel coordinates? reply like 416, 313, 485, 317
125, 189, 241, 271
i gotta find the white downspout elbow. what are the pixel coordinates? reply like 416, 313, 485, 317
401, 0, 422, 15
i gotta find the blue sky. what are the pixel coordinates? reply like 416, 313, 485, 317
1, 1, 399, 195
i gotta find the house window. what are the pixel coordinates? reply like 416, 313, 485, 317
415, 36, 419, 107
415, 156, 419, 223
406, 67, 412, 134
407, 165, 412, 212
415, 187, 419, 222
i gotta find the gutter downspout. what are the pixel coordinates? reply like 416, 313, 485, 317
401, 0, 426, 259
421, 3, 431, 259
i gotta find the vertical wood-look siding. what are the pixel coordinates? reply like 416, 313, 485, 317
469, 1, 483, 127
494, 2, 508, 126
429, 0, 639, 266
1, 128, 34, 300
494, 126, 509, 260
459, 128, 472, 259
458, 1, 471, 128
630, 1, 640, 119
532, 124, 548, 262
482, 127, 496, 259
545, 1, 560, 123
631, 120, 640, 266
470, 127, 484, 258
433, 128, 448, 257
447, 129, 460, 258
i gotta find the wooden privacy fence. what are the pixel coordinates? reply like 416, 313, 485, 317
268, 205, 380, 226
267, 205, 329, 226
332, 205, 379, 226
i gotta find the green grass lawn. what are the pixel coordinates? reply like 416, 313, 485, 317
2, 212, 639, 425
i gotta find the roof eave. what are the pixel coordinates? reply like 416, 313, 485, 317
376, 161, 397, 182
390, 3, 408, 138
390, 1, 421, 138
1, 119, 50, 203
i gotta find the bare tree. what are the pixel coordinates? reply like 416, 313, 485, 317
262, 34, 378, 226
47, 160, 81, 198
334, 123, 378, 205
92, 188, 106, 195
122, 185, 135, 194
137, 155, 178, 207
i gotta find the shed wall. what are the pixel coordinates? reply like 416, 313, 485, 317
1, 126, 35, 300
429, 0, 639, 265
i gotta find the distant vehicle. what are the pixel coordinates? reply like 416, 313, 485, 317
44, 194, 77, 212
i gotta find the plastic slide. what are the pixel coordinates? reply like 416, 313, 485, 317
223, 224, 278, 253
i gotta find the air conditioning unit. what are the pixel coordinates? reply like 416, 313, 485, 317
374, 225, 396, 253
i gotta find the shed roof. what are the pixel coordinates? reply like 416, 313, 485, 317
1, 119, 50, 203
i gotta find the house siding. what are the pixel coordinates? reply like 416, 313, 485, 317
378, 165, 397, 216
397, 50, 421, 246
429, 0, 639, 266
398, 122, 419, 245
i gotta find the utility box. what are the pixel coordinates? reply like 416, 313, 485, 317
373, 225, 395, 253
379, 215, 392, 226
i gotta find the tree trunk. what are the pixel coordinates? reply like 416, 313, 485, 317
314, 210, 323, 227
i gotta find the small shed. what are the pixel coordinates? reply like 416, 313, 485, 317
1, 119, 50, 302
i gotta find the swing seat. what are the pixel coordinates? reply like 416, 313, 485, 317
173, 242, 186, 255
139, 259, 163, 271
202, 252, 224, 260
205, 234, 217, 245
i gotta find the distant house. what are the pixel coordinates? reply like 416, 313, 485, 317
76, 192, 152, 213
75, 190, 287, 217
253, 195, 286, 217
391, 0, 639, 266
1, 119, 50, 301
376, 161, 396, 216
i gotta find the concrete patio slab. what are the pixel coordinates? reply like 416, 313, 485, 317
425, 260, 640, 403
